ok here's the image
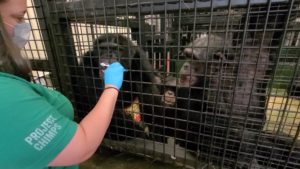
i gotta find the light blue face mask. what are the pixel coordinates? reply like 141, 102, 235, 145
5, 22, 32, 48
12, 22, 32, 48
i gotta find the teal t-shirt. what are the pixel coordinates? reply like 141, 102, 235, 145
0, 72, 79, 169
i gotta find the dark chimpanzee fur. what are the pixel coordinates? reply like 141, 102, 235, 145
74, 34, 162, 141
156, 6, 297, 168
161, 34, 300, 168
71, 4, 300, 167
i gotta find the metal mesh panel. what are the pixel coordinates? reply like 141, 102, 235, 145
24, 0, 60, 90
29, 0, 300, 168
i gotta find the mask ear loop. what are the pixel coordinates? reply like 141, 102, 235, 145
4, 22, 14, 28
4, 22, 29, 28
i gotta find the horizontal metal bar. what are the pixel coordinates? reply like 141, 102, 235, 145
49, 0, 289, 18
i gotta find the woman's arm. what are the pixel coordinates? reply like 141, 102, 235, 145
49, 62, 125, 166
49, 86, 118, 166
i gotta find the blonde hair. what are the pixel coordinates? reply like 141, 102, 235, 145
0, 14, 31, 81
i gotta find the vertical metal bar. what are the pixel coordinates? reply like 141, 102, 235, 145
161, 0, 168, 162
284, 122, 300, 168
182, 0, 198, 167
245, 1, 273, 168
69, 3, 92, 118
206, 0, 219, 165
265, 0, 295, 167
173, 0, 182, 166
33, 0, 63, 91
27, 0, 49, 85
220, 0, 234, 166
150, 0, 156, 159
55, 1, 80, 109
79, 0, 99, 109
226, 0, 252, 168
112, 0, 127, 149
124, 0, 136, 148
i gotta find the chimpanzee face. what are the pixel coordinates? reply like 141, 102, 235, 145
97, 45, 124, 67
178, 61, 203, 87
94, 45, 129, 78
92, 35, 135, 73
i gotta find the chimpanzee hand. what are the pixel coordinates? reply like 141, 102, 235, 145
104, 62, 126, 90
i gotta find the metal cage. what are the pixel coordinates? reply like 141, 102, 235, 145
26, 0, 300, 168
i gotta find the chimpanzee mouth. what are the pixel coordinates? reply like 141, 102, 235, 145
99, 62, 110, 78
180, 74, 198, 87
180, 74, 191, 86
99, 70, 104, 78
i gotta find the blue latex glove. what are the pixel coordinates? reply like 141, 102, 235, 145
104, 62, 126, 90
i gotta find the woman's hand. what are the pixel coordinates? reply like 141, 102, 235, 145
104, 62, 126, 90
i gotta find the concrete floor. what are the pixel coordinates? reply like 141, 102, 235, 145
80, 148, 182, 169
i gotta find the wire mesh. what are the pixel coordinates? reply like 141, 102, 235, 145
24, 0, 54, 89
28, 0, 300, 168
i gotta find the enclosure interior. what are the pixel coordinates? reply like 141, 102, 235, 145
24, 0, 300, 168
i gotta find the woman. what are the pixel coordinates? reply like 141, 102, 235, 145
0, 0, 126, 168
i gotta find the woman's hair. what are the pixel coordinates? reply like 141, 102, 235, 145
0, 14, 32, 81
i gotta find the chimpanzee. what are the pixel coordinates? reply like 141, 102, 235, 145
161, 34, 300, 168
74, 34, 162, 141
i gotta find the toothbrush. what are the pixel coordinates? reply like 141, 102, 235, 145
100, 62, 109, 68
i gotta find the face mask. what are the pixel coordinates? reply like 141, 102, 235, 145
5, 22, 31, 48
